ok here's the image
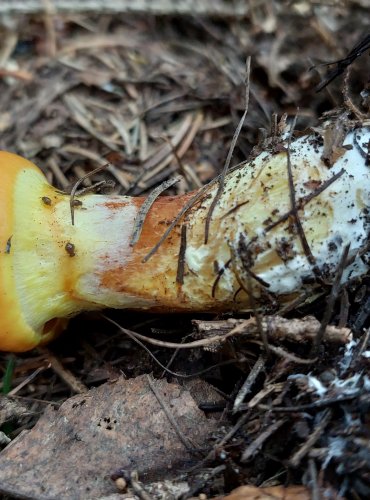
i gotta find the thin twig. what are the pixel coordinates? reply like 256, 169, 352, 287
204, 56, 251, 244
211, 258, 232, 298
181, 465, 227, 499
308, 459, 320, 500
102, 314, 247, 378
244, 382, 284, 409
130, 175, 182, 246
161, 135, 201, 189
142, 179, 216, 262
159, 334, 194, 379
189, 411, 252, 472
241, 418, 287, 462
350, 326, 370, 368
102, 314, 248, 349
286, 117, 318, 272
289, 409, 332, 467
77, 180, 115, 196
142, 159, 248, 262
220, 200, 250, 220
8, 366, 48, 396
339, 288, 350, 328
314, 34, 370, 92
311, 243, 350, 356
268, 345, 317, 365
258, 390, 362, 412
265, 168, 345, 232
70, 164, 109, 225
343, 66, 366, 120
233, 354, 266, 413
40, 348, 88, 394
176, 224, 187, 284
246, 271, 270, 354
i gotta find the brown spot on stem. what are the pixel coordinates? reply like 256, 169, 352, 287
103, 201, 131, 210
42, 196, 52, 206
65, 242, 76, 257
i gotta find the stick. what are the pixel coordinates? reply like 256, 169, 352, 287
0, 0, 249, 17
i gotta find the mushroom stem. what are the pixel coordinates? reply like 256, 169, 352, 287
1, 125, 370, 351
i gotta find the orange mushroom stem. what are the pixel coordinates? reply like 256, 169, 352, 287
1, 124, 370, 351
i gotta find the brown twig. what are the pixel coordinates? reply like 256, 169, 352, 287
308, 459, 320, 500
241, 418, 287, 462
103, 315, 250, 350
40, 348, 88, 394
265, 168, 345, 233
142, 179, 214, 262
289, 409, 332, 467
176, 224, 187, 285
311, 243, 350, 356
257, 390, 362, 412
70, 164, 110, 225
343, 66, 366, 120
268, 345, 317, 365
102, 314, 247, 378
233, 354, 266, 413
212, 259, 232, 298
285, 117, 319, 273
130, 175, 182, 246
142, 158, 249, 262
204, 57, 251, 244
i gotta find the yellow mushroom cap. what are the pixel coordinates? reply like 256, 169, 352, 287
0, 152, 68, 351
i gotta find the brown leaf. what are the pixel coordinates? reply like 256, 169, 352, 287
216, 485, 311, 500
0, 375, 216, 499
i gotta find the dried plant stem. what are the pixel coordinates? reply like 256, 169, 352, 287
103, 314, 250, 349
0, 0, 249, 17
193, 316, 352, 344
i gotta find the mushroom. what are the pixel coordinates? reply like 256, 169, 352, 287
1, 123, 370, 352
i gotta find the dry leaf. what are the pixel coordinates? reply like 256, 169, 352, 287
0, 375, 216, 499
216, 485, 310, 500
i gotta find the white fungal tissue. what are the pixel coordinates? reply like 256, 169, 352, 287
214, 125, 370, 305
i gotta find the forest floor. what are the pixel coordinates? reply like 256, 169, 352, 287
0, 1, 369, 499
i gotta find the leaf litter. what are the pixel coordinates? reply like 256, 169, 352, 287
0, 2, 370, 499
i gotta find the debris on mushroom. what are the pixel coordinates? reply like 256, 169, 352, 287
1, 118, 370, 351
